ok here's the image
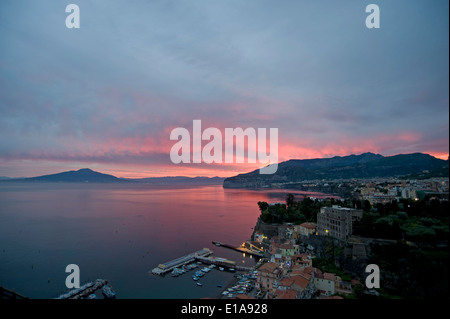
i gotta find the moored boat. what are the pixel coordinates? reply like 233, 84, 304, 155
102, 284, 116, 299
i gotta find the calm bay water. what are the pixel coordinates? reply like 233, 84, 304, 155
0, 183, 334, 299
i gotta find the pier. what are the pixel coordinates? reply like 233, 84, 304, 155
212, 241, 264, 258
54, 279, 107, 299
151, 248, 213, 275
194, 255, 236, 269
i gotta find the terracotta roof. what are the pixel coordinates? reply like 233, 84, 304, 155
305, 267, 320, 275
323, 273, 335, 281
290, 270, 306, 277
275, 289, 297, 299
291, 275, 310, 290
278, 278, 294, 287
300, 222, 317, 229
292, 264, 305, 271
258, 262, 280, 274
300, 272, 312, 280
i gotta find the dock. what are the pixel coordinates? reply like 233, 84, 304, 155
212, 241, 264, 258
151, 248, 213, 275
194, 255, 254, 272
194, 255, 236, 269
54, 279, 107, 299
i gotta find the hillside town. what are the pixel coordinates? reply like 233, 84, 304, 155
224, 212, 367, 300
222, 176, 449, 300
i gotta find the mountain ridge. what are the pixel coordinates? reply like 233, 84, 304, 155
223, 152, 449, 188
1, 152, 447, 186
0, 168, 225, 184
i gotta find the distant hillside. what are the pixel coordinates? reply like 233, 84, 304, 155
223, 152, 449, 188
0, 168, 225, 185
15, 168, 122, 183
400, 165, 450, 180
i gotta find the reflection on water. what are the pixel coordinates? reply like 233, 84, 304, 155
0, 183, 335, 299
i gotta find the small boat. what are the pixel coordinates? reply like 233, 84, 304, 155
87, 293, 96, 299
229, 268, 235, 272
171, 268, 183, 276
197, 282, 202, 286
217, 284, 222, 288
219, 267, 224, 271
102, 284, 116, 299
192, 276, 199, 281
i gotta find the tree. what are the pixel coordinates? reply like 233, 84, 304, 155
257, 201, 269, 213
285, 193, 295, 208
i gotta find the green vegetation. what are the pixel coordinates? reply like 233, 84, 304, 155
257, 194, 349, 224
369, 242, 448, 298
352, 197, 449, 298
353, 198, 449, 243
312, 257, 344, 277
351, 197, 449, 298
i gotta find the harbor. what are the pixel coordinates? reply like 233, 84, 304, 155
151, 248, 213, 275
150, 245, 264, 299
151, 247, 254, 276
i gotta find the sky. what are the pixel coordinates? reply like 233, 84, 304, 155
0, 0, 448, 178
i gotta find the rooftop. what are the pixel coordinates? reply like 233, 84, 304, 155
275, 289, 297, 299
291, 275, 310, 290
258, 262, 280, 274
300, 222, 317, 229
323, 273, 335, 281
